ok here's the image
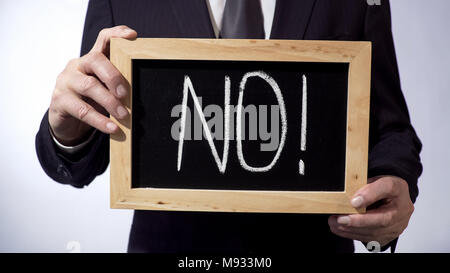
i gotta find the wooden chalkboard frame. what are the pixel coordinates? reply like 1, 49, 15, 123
110, 38, 371, 214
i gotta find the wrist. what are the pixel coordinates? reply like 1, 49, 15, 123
49, 126, 97, 154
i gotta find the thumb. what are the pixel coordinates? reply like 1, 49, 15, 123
91, 25, 137, 55
350, 177, 400, 209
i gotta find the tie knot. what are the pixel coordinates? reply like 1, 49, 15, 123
220, 0, 265, 39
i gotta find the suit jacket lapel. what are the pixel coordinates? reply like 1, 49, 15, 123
270, 0, 317, 39
169, 0, 215, 38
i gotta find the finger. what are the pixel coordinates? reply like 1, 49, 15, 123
347, 209, 395, 229
60, 92, 118, 134
335, 221, 402, 239
334, 207, 394, 229
67, 72, 128, 120
328, 216, 377, 239
91, 25, 137, 54
330, 220, 388, 239
329, 213, 404, 239
329, 218, 397, 247
80, 51, 129, 99
350, 177, 401, 209
329, 224, 374, 243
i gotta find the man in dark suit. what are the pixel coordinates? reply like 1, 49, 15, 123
36, 0, 422, 253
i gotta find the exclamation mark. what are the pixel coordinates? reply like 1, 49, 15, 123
299, 74, 307, 175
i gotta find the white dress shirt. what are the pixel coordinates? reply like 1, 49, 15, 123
52, 0, 277, 153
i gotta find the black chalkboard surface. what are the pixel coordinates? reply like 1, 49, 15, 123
110, 38, 371, 213
132, 60, 348, 191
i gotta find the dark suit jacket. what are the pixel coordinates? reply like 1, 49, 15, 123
35, 0, 422, 253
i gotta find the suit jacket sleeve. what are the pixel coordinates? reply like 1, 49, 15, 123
35, 0, 114, 188
365, 1, 422, 203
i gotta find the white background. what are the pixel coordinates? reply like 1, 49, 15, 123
0, 0, 448, 253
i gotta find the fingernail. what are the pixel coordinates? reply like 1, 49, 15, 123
116, 84, 127, 97
124, 29, 135, 35
106, 122, 118, 132
337, 216, 350, 226
117, 106, 128, 119
351, 196, 364, 208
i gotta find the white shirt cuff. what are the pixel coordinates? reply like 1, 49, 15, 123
49, 127, 97, 154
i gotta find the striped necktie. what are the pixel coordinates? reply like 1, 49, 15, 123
220, 0, 265, 39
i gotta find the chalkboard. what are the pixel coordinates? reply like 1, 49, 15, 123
132, 60, 348, 191
110, 38, 371, 214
